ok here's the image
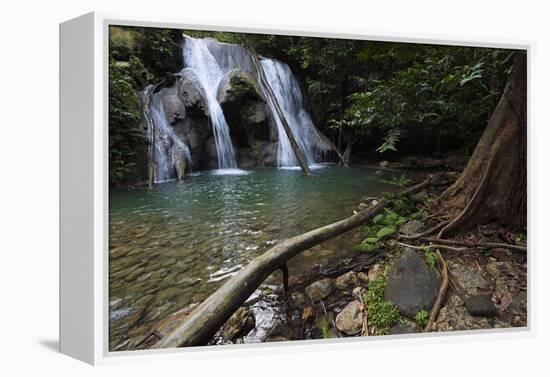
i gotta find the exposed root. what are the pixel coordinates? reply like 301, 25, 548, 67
421, 237, 526, 253
396, 241, 467, 253
424, 250, 448, 332
398, 220, 451, 240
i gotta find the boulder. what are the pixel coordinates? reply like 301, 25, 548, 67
305, 278, 334, 302
222, 306, 256, 341
240, 100, 267, 124
399, 220, 426, 236
335, 300, 363, 335
217, 69, 263, 104
177, 69, 208, 114
464, 294, 498, 317
384, 250, 441, 318
161, 89, 186, 124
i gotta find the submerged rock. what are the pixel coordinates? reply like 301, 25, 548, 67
384, 250, 440, 318
335, 300, 363, 335
305, 278, 334, 302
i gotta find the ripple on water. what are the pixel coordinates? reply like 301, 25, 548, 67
108, 165, 401, 350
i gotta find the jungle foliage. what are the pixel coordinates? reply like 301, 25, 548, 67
109, 25, 517, 185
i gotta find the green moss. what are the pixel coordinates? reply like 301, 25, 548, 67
226, 71, 260, 101
363, 275, 401, 335
414, 310, 429, 326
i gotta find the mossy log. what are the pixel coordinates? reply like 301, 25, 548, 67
152, 175, 438, 349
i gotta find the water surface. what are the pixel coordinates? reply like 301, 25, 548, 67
109, 165, 399, 350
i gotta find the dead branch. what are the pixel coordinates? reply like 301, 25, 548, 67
424, 250, 448, 332
421, 237, 526, 253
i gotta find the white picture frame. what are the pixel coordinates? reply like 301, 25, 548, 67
59, 11, 534, 365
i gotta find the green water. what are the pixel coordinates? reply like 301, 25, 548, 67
108, 165, 399, 350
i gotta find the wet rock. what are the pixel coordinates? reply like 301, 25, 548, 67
368, 264, 384, 283
217, 69, 262, 104
384, 250, 440, 318
305, 278, 334, 302
465, 294, 498, 317
434, 294, 492, 331
335, 271, 366, 293
177, 69, 208, 114
358, 202, 369, 211
290, 291, 306, 308
410, 190, 428, 204
161, 88, 186, 124
240, 100, 266, 124
389, 320, 422, 335
335, 301, 363, 335
222, 306, 256, 341
510, 291, 527, 314
399, 220, 426, 236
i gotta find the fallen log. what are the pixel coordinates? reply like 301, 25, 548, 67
152, 175, 438, 349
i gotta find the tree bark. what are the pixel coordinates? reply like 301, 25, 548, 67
152, 176, 438, 349
247, 42, 311, 175
436, 53, 527, 236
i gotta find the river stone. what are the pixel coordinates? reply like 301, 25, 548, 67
510, 291, 527, 314
384, 250, 441, 318
448, 261, 491, 296
368, 263, 384, 283
335, 271, 369, 293
222, 306, 256, 341
464, 294, 498, 317
305, 278, 334, 302
434, 293, 491, 331
388, 320, 422, 335
399, 220, 426, 236
335, 300, 363, 335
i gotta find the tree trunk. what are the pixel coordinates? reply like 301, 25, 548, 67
436, 53, 527, 236
247, 42, 311, 175
152, 176, 437, 349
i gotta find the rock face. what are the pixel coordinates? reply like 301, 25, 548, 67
305, 279, 334, 302
384, 250, 441, 318
335, 301, 363, 335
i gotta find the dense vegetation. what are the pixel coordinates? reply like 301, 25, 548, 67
109, 26, 516, 185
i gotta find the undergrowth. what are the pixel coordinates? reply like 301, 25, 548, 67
363, 274, 401, 335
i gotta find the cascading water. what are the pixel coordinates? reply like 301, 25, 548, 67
146, 87, 192, 182
182, 37, 239, 171
260, 59, 328, 168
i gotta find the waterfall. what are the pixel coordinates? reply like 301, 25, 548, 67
147, 89, 192, 182
182, 37, 238, 170
260, 59, 328, 168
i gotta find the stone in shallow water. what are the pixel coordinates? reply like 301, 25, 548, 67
464, 294, 498, 317
305, 278, 334, 302
335, 300, 363, 335
384, 250, 440, 318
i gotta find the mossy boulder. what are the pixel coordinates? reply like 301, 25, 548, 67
217, 69, 263, 104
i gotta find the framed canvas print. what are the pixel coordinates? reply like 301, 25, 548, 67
59, 12, 531, 365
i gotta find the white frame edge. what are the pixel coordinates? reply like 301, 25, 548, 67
59, 11, 535, 365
